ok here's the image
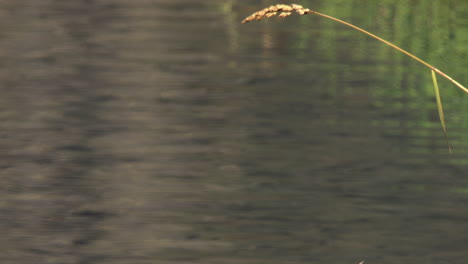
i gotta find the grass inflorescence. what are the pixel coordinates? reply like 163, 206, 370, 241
241, 4, 312, 23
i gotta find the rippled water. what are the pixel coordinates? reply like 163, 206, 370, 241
1, 1, 468, 263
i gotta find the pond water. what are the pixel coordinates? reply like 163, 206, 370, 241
1, 0, 468, 263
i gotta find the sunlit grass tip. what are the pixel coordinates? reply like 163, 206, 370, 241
431, 69, 452, 153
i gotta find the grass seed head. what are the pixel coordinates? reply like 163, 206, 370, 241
241, 4, 313, 23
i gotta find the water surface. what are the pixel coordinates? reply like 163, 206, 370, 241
1, 1, 468, 263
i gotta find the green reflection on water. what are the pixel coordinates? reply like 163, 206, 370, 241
233, 0, 468, 160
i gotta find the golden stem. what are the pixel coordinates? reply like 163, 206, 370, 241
308, 10, 468, 93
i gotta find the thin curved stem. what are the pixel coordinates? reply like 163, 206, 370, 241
309, 11, 468, 94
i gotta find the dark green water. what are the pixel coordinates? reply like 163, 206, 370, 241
1, 1, 468, 263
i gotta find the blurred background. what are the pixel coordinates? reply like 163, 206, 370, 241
1, 0, 468, 263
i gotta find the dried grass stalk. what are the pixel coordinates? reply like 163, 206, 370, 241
242, 3, 468, 153
241, 3, 468, 95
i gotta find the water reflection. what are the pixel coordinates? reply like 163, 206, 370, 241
1, 0, 468, 264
